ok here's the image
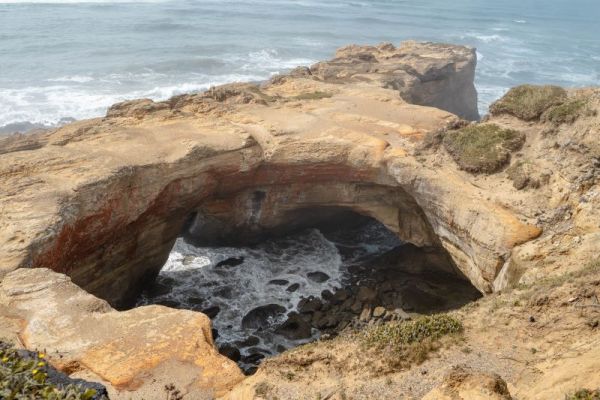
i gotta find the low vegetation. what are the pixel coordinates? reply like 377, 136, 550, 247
565, 389, 600, 400
291, 91, 333, 101
0, 341, 104, 400
518, 257, 600, 292
490, 84, 567, 120
362, 314, 463, 366
443, 123, 525, 173
543, 98, 591, 124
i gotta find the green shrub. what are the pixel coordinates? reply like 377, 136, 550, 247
543, 98, 590, 124
363, 314, 463, 353
490, 85, 567, 120
0, 342, 104, 400
565, 388, 600, 400
443, 123, 525, 173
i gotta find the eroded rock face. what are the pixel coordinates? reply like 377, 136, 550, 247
0, 268, 243, 398
309, 41, 480, 120
0, 42, 539, 309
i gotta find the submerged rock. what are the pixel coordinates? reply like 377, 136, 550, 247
241, 304, 287, 330
201, 305, 221, 318
268, 279, 290, 286
219, 343, 241, 362
286, 283, 301, 293
215, 256, 245, 268
307, 271, 330, 282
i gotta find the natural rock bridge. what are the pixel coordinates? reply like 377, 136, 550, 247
0, 42, 543, 397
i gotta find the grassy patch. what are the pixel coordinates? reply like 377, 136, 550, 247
362, 314, 463, 367
517, 258, 600, 296
565, 388, 600, 400
291, 91, 333, 101
0, 341, 104, 400
542, 98, 590, 125
490, 85, 567, 120
443, 123, 525, 174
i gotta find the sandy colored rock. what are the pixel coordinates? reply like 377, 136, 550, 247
0, 268, 243, 399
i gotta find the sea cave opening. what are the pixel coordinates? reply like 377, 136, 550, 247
135, 208, 481, 374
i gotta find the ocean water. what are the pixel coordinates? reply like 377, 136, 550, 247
136, 220, 402, 368
1, 0, 599, 133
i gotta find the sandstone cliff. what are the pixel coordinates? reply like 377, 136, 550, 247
1, 42, 599, 399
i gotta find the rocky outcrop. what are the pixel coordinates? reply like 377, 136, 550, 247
0, 268, 243, 398
309, 41, 480, 120
1, 42, 600, 399
0, 42, 539, 310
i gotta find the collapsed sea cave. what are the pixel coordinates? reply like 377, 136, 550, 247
134, 208, 481, 374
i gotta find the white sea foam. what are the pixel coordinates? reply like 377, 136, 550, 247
137, 221, 401, 361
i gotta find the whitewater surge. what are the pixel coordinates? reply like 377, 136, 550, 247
137, 220, 402, 366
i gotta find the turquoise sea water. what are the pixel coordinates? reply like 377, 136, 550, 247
1, 0, 599, 133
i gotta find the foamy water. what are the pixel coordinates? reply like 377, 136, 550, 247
136, 221, 401, 366
1, 0, 599, 133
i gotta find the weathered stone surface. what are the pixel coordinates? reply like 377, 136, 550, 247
0, 42, 542, 309
241, 304, 287, 330
308, 41, 480, 120
0, 268, 243, 399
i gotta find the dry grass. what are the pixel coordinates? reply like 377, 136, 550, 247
443, 123, 525, 173
542, 98, 594, 124
490, 84, 567, 120
291, 91, 333, 101
565, 388, 600, 400
362, 314, 463, 368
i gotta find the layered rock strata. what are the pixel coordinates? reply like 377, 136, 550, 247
0, 42, 534, 309
3, 41, 600, 398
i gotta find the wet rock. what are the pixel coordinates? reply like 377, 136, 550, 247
156, 299, 180, 308
275, 312, 312, 340
307, 271, 330, 283
286, 283, 300, 292
236, 336, 260, 348
276, 345, 287, 353
268, 279, 290, 286
145, 281, 172, 297
298, 296, 322, 313
358, 286, 377, 303
332, 288, 350, 304
188, 296, 205, 305
247, 347, 272, 355
241, 304, 287, 330
350, 300, 363, 314
219, 344, 241, 362
212, 328, 219, 340
321, 289, 334, 301
215, 257, 244, 268
202, 305, 221, 319
214, 286, 234, 299
244, 366, 258, 376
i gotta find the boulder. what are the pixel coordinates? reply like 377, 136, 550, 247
307, 271, 330, 283
241, 304, 287, 330
215, 257, 245, 268
0, 268, 243, 398
275, 313, 313, 340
